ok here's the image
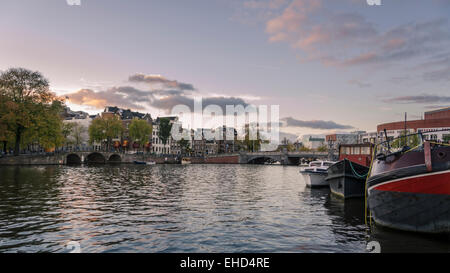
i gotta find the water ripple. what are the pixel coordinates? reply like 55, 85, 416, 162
0, 165, 447, 253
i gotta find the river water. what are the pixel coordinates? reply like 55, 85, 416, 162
0, 165, 447, 253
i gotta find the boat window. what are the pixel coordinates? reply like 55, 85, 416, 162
322, 162, 333, 167
310, 162, 322, 167
361, 146, 371, 155
352, 147, 360, 155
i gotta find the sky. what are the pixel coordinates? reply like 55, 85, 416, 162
1, 0, 449, 140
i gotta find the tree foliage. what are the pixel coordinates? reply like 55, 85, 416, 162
72, 123, 86, 147
88, 115, 123, 150
129, 118, 152, 151
391, 132, 420, 149
317, 145, 328, 152
178, 138, 191, 155
158, 118, 172, 146
0, 68, 64, 155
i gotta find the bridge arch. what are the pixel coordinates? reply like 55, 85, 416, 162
86, 152, 106, 164
66, 153, 82, 165
247, 156, 281, 164
108, 154, 122, 163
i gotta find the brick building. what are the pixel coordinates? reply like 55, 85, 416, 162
377, 107, 450, 142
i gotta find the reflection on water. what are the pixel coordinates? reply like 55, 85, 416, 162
0, 165, 447, 253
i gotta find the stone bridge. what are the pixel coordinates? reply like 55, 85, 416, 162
64, 152, 180, 164
240, 151, 329, 165
0, 151, 329, 166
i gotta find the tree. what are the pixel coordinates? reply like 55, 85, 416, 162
88, 115, 123, 150
158, 118, 172, 154
178, 138, 191, 156
62, 122, 75, 148
391, 131, 420, 149
71, 123, 86, 148
317, 145, 328, 152
299, 146, 311, 152
0, 68, 64, 155
244, 125, 261, 152
129, 118, 152, 152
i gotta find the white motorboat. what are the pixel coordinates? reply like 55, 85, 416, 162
300, 161, 335, 188
146, 160, 156, 165
181, 158, 191, 165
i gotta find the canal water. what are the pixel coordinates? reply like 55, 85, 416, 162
0, 165, 447, 253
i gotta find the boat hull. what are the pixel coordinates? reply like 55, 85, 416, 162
368, 170, 450, 234
301, 171, 328, 187
326, 159, 368, 199
367, 144, 450, 234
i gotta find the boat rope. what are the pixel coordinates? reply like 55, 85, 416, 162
429, 141, 450, 147
348, 161, 369, 179
401, 144, 422, 154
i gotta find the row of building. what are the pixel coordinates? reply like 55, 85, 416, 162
63, 106, 243, 156
63, 105, 450, 155
298, 107, 450, 153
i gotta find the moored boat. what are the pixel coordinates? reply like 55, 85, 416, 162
181, 157, 191, 165
367, 133, 450, 234
300, 161, 335, 188
134, 160, 156, 165
327, 144, 374, 199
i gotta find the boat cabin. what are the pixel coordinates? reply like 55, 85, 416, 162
338, 143, 374, 167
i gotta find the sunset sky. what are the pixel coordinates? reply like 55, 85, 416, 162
1, 0, 449, 139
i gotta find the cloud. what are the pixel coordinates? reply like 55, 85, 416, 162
424, 105, 450, 109
65, 87, 149, 110
66, 74, 250, 113
151, 95, 249, 112
250, 0, 450, 81
384, 95, 450, 104
348, 79, 371, 88
244, 0, 287, 10
129, 73, 195, 90
281, 117, 354, 129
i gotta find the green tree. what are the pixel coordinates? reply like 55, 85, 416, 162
317, 145, 328, 152
71, 123, 86, 148
88, 115, 123, 150
244, 126, 261, 152
0, 68, 64, 155
299, 146, 311, 152
178, 138, 191, 156
158, 118, 172, 154
62, 122, 75, 148
129, 118, 152, 152
391, 132, 420, 149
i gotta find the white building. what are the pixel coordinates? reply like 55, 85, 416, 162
151, 117, 179, 155
62, 115, 96, 151
301, 135, 325, 150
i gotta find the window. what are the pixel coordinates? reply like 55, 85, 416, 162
361, 147, 371, 155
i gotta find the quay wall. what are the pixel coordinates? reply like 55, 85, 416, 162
0, 155, 65, 165
0, 153, 239, 165
204, 154, 239, 164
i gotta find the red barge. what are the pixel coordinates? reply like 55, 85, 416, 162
367, 133, 450, 234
